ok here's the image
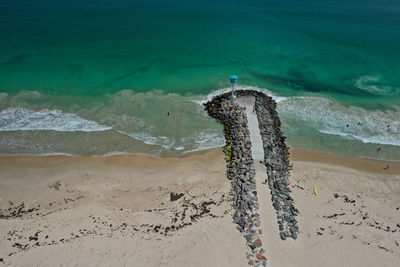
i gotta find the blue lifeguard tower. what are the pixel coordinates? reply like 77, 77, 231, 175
229, 75, 238, 102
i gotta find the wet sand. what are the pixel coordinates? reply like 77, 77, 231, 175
291, 148, 400, 175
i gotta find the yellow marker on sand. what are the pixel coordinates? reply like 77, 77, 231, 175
314, 187, 318, 196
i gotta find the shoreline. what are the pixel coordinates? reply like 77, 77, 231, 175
290, 148, 400, 175
1, 147, 399, 175
1, 144, 400, 266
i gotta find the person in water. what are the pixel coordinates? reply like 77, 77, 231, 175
383, 163, 389, 170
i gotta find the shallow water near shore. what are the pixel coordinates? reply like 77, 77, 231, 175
0, 87, 399, 160
0, 0, 399, 160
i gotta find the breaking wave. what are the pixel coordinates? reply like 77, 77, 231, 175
0, 107, 112, 132
117, 129, 225, 152
276, 96, 400, 147
0, 86, 399, 156
201, 86, 399, 147
195, 85, 288, 105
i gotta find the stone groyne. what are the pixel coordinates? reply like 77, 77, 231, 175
254, 94, 299, 240
204, 89, 298, 244
204, 96, 267, 266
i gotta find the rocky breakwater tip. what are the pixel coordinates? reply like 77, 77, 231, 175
204, 92, 267, 267
254, 93, 299, 240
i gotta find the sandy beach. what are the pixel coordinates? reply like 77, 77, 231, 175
1, 1, 399, 266
0, 148, 400, 266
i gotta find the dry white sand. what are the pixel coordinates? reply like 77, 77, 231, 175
0, 150, 248, 267
0, 149, 400, 266
258, 159, 400, 267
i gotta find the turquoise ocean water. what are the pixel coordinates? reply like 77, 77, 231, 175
0, 0, 399, 159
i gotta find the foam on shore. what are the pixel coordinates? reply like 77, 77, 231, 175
0, 87, 399, 158
0, 107, 111, 132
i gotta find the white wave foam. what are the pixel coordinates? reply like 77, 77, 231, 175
3, 86, 399, 157
115, 130, 173, 148
0, 107, 112, 132
354, 75, 396, 94
195, 85, 400, 147
116, 129, 225, 152
192, 85, 287, 105
188, 130, 226, 152
277, 96, 400, 147
318, 129, 399, 146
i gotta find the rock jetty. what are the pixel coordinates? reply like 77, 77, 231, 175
254, 93, 299, 240
204, 89, 298, 265
204, 95, 267, 266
